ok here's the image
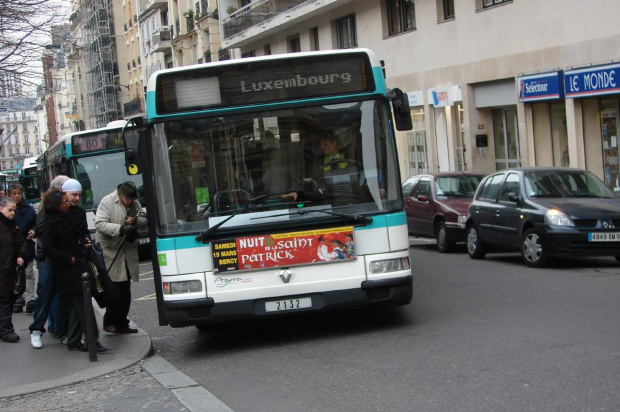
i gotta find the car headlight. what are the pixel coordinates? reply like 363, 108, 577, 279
545, 209, 574, 227
457, 215, 468, 224
369, 257, 410, 274
163, 280, 203, 295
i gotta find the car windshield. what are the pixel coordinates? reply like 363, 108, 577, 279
435, 175, 483, 198
150, 100, 402, 235
525, 170, 615, 199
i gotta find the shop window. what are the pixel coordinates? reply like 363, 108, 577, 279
335, 14, 357, 49
493, 108, 520, 170
600, 98, 619, 191
386, 0, 416, 36
407, 107, 428, 175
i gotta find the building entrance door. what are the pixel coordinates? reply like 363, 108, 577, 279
493, 107, 521, 170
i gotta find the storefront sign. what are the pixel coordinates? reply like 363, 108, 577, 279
406, 91, 424, 107
212, 227, 356, 272
518, 72, 563, 102
428, 86, 461, 107
565, 63, 620, 98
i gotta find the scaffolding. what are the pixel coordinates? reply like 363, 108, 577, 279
80, 0, 120, 128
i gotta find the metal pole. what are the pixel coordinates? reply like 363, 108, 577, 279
81, 272, 98, 362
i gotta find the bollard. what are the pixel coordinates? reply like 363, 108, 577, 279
81, 272, 98, 362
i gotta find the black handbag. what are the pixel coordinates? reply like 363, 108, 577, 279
13, 266, 26, 296
87, 242, 121, 308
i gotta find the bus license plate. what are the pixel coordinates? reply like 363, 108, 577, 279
588, 232, 620, 242
265, 297, 312, 312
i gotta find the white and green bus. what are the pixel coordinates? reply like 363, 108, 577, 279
125, 49, 414, 328
40, 122, 145, 240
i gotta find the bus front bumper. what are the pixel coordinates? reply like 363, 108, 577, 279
163, 275, 413, 328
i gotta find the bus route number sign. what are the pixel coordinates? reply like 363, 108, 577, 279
72, 132, 125, 154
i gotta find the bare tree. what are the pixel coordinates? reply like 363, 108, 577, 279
0, 0, 71, 94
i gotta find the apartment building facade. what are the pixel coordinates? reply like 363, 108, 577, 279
0, 98, 46, 175
217, 0, 620, 193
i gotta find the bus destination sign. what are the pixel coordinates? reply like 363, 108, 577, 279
212, 227, 356, 273
71, 131, 128, 155
157, 53, 375, 114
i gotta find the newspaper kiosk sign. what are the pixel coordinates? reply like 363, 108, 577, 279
565, 63, 620, 98
212, 227, 355, 272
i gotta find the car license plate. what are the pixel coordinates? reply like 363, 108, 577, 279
588, 232, 620, 242
265, 297, 312, 312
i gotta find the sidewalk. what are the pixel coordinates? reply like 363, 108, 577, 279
0, 306, 233, 412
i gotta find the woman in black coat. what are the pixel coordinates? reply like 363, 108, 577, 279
42, 191, 108, 352
0, 197, 27, 343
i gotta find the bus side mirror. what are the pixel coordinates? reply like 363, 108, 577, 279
391, 88, 413, 131
123, 117, 146, 176
124, 130, 144, 176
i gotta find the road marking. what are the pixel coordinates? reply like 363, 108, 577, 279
140, 270, 153, 277
140, 277, 153, 281
136, 293, 157, 301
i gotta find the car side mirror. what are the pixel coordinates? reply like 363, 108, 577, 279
417, 194, 428, 202
507, 192, 520, 203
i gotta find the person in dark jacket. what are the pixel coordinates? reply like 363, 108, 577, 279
9, 184, 37, 314
42, 190, 109, 353
0, 197, 27, 343
28, 175, 69, 349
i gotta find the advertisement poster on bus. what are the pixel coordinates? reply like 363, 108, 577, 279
212, 226, 356, 272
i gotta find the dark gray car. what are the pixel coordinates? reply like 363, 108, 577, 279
466, 167, 620, 267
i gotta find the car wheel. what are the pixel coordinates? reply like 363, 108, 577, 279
521, 228, 547, 267
436, 221, 455, 253
466, 225, 486, 259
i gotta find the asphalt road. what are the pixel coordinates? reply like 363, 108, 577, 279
131, 243, 620, 412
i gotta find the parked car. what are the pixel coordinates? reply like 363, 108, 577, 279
466, 167, 620, 267
403, 172, 485, 252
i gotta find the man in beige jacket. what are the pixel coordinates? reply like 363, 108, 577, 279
95, 182, 147, 334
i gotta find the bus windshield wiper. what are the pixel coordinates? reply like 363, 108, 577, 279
195, 194, 298, 242
195, 212, 239, 242
252, 208, 373, 224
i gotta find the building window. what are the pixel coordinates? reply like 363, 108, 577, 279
386, 0, 416, 36
439, 0, 455, 21
310, 27, 319, 51
241, 50, 256, 58
264, 44, 271, 55
289, 35, 301, 53
483, 0, 511, 8
335, 14, 357, 49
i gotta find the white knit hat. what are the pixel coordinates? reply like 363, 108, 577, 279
62, 178, 82, 192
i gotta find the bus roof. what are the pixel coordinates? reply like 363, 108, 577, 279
23, 156, 38, 169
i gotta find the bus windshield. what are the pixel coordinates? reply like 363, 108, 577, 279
69, 151, 143, 211
151, 99, 402, 235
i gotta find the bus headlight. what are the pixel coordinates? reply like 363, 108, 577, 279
163, 280, 203, 295
369, 257, 410, 274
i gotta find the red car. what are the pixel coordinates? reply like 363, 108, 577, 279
403, 172, 484, 252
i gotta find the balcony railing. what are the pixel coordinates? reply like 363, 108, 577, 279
138, 0, 168, 17
223, 0, 308, 39
151, 27, 172, 52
